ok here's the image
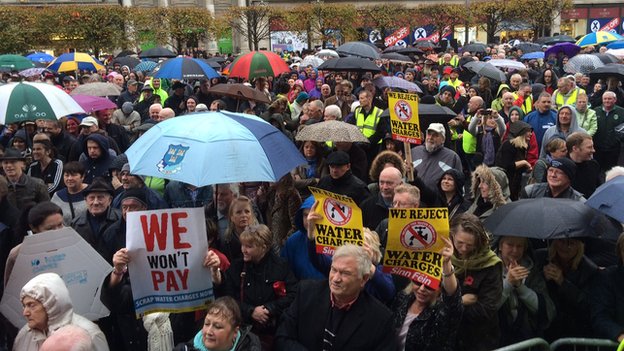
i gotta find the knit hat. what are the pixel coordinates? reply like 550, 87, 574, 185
550, 158, 577, 181
121, 163, 145, 183
121, 187, 148, 209
509, 121, 532, 138
439, 85, 456, 97
121, 102, 134, 114
295, 92, 310, 104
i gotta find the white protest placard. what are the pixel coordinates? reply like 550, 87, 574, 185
0, 227, 111, 328
126, 207, 214, 317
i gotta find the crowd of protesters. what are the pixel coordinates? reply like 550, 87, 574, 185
0, 39, 624, 351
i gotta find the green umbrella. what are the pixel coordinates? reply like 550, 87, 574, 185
0, 82, 85, 124
0, 54, 35, 71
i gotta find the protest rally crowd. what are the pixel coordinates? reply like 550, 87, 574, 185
2, 33, 624, 351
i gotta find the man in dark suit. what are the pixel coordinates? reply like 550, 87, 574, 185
275, 244, 397, 351
324, 80, 354, 121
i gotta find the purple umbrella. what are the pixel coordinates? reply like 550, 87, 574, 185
544, 43, 581, 60
72, 95, 117, 113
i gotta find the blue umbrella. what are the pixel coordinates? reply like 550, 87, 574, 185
586, 176, 624, 223
153, 57, 220, 80
126, 112, 306, 186
26, 52, 54, 63
520, 52, 544, 60
134, 61, 158, 72
606, 40, 624, 49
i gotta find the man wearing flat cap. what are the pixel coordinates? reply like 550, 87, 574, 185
71, 177, 121, 261
164, 81, 188, 116
0, 148, 49, 210
316, 150, 369, 205
520, 157, 585, 200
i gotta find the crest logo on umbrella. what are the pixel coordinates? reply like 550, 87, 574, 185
22, 104, 37, 112
157, 144, 190, 175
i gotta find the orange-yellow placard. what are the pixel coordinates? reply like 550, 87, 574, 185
382, 208, 449, 289
308, 187, 363, 256
388, 91, 421, 144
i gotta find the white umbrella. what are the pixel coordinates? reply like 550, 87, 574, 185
301, 55, 325, 68
0, 228, 112, 328
606, 48, 624, 59
316, 49, 339, 59
488, 59, 526, 70
0, 82, 85, 125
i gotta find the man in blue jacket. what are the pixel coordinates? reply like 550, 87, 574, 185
524, 92, 557, 150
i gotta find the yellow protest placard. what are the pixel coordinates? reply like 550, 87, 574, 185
382, 208, 449, 289
308, 187, 364, 255
388, 92, 421, 144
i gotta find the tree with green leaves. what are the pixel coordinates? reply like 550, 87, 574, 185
281, 3, 358, 49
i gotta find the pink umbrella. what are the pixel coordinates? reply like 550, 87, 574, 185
71, 94, 117, 113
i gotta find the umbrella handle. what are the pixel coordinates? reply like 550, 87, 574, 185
404, 142, 414, 182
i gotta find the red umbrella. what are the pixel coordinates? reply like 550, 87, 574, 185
228, 51, 290, 80
72, 94, 117, 113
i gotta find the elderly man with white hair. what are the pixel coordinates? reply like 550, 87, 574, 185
323, 104, 342, 121
275, 244, 397, 350
594, 91, 624, 171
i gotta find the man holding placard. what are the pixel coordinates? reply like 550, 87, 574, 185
103, 202, 221, 350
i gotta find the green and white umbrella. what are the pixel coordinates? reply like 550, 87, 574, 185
0, 82, 85, 125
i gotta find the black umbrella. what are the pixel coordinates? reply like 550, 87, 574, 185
382, 46, 425, 55
207, 56, 227, 63
593, 53, 620, 64
545, 35, 576, 45
463, 43, 488, 53
111, 56, 141, 69
336, 41, 380, 60
464, 61, 506, 82
199, 59, 222, 70
116, 50, 137, 58
139, 47, 177, 59
380, 52, 413, 62
317, 57, 381, 72
589, 64, 624, 82
514, 42, 542, 53
484, 198, 619, 240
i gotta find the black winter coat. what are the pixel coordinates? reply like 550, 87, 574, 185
221, 252, 297, 334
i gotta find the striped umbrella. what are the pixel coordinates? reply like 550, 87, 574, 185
134, 61, 158, 73
576, 31, 624, 48
0, 82, 85, 124
47, 52, 105, 73
0, 54, 35, 71
153, 57, 220, 80
227, 51, 290, 80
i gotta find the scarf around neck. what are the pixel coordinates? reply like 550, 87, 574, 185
452, 247, 501, 275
